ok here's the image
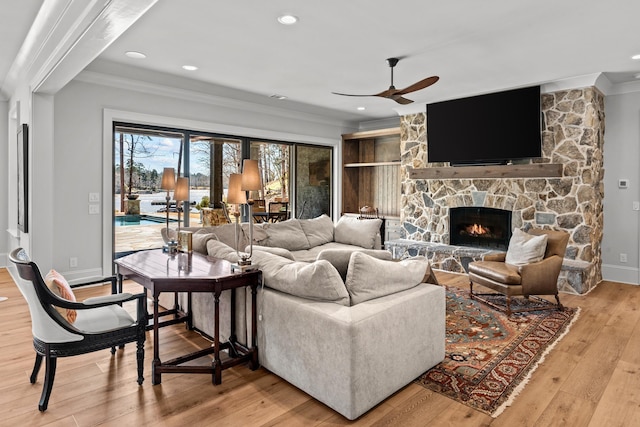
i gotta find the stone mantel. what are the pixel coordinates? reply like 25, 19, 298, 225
408, 163, 563, 180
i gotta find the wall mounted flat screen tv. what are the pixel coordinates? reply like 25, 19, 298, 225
426, 85, 542, 165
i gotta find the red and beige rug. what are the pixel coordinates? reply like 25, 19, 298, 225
415, 287, 579, 417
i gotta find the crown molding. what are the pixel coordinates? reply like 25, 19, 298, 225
76, 69, 358, 129
391, 72, 640, 117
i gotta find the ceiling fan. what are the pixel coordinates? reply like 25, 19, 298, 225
332, 57, 439, 105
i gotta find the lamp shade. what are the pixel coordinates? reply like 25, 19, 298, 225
174, 177, 189, 202
226, 173, 247, 204
241, 159, 261, 191
161, 168, 176, 190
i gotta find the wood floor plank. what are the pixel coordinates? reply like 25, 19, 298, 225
587, 359, 640, 426
2, 267, 640, 426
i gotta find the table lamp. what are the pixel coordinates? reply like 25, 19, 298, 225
240, 159, 262, 267
174, 176, 190, 235
161, 167, 176, 252
226, 173, 248, 270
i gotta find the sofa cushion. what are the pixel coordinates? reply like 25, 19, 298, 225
258, 219, 311, 251
298, 214, 334, 247
334, 216, 382, 249
188, 223, 246, 252
505, 228, 548, 266
317, 248, 392, 281
247, 245, 295, 261
345, 252, 428, 305
288, 242, 357, 263
206, 239, 242, 263
251, 251, 350, 306
192, 231, 224, 255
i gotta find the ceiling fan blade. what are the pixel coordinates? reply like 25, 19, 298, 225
331, 91, 377, 97
373, 86, 398, 98
392, 95, 413, 105
396, 76, 440, 96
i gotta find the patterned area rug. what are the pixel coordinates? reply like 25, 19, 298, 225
415, 287, 579, 417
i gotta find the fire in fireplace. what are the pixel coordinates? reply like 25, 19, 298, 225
449, 207, 512, 249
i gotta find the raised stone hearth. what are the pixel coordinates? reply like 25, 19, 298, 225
398, 87, 604, 294
385, 239, 591, 295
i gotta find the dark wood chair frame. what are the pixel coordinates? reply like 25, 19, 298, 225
10, 248, 147, 412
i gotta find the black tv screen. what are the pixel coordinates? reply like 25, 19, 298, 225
426, 86, 542, 165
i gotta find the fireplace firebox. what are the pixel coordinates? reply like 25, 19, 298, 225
449, 207, 512, 249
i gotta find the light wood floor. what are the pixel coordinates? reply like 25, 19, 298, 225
1, 268, 639, 426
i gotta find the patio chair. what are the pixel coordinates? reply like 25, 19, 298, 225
9, 248, 146, 411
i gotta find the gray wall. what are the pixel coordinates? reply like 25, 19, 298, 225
50, 74, 356, 279
601, 89, 640, 284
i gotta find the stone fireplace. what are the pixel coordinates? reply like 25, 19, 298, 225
398, 87, 605, 294
449, 207, 512, 250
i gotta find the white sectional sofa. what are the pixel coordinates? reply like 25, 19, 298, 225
162, 215, 445, 420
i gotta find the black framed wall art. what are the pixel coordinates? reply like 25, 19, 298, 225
17, 123, 28, 233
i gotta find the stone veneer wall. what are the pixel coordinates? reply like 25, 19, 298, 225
400, 87, 605, 294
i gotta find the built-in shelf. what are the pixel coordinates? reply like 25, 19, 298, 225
344, 161, 401, 167
409, 163, 563, 180
342, 127, 401, 216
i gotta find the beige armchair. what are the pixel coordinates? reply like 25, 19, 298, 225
468, 229, 569, 316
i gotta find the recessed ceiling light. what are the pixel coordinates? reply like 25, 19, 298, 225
270, 94, 288, 100
125, 51, 146, 59
182, 65, 198, 71
357, 107, 366, 111
277, 14, 298, 25
632, 54, 640, 60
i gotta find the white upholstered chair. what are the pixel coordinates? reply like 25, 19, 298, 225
9, 248, 146, 411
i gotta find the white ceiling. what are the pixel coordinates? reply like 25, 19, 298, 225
4, 0, 640, 121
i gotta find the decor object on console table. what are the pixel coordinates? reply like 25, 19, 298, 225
226, 173, 251, 271
239, 159, 262, 268
174, 176, 189, 235
468, 228, 569, 316
160, 167, 177, 253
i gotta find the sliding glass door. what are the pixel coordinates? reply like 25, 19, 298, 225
295, 145, 332, 219
113, 123, 334, 257
113, 124, 184, 255
189, 134, 242, 213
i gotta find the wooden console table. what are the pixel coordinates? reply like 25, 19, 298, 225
115, 249, 261, 385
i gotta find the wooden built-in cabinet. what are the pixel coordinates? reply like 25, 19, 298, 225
341, 127, 401, 219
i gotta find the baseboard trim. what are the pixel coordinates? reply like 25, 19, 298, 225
602, 263, 639, 285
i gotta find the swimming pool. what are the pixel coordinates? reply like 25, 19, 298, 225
115, 215, 176, 226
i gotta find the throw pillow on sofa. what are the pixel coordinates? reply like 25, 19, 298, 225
345, 252, 429, 305
246, 245, 295, 261
334, 215, 382, 249
251, 250, 350, 306
317, 248, 392, 281
298, 214, 334, 247
206, 239, 243, 263
257, 219, 311, 251
192, 230, 223, 254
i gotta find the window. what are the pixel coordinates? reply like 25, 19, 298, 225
112, 123, 333, 256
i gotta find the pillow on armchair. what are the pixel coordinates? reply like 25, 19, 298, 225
44, 269, 77, 323
505, 228, 548, 266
